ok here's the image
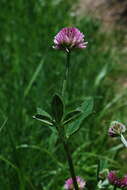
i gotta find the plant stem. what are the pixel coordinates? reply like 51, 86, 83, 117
63, 139, 79, 190
96, 159, 100, 182
61, 50, 79, 189
62, 51, 70, 97
113, 186, 117, 190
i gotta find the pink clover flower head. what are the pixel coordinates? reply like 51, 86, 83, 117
53, 27, 88, 52
120, 176, 127, 188
64, 176, 86, 190
108, 121, 126, 137
108, 171, 127, 188
108, 171, 118, 185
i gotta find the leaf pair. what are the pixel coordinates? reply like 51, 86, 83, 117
51, 94, 82, 125
33, 95, 94, 138
33, 94, 64, 127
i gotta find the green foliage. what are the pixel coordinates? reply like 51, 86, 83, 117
0, 0, 127, 189
63, 110, 81, 125
66, 97, 94, 137
33, 114, 53, 126
51, 94, 64, 124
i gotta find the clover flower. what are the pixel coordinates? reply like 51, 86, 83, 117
120, 176, 127, 188
108, 121, 126, 137
64, 176, 86, 190
108, 171, 127, 188
108, 171, 119, 186
53, 27, 87, 52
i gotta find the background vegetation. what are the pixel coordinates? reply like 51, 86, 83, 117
0, 0, 127, 189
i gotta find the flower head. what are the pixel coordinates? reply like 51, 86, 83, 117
108, 171, 127, 188
108, 171, 118, 185
64, 176, 86, 190
108, 121, 126, 137
121, 176, 127, 188
53, 27, 87, 52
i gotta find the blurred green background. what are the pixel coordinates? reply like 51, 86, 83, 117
0, 0, 127, 189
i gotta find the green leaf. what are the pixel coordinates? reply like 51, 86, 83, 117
66, 97, 94, 137
33, 114, 53, 126
63, 110, 82, 125
120, 134, 127, 147
99, 159, 108, 171
51, 94, 64, 123
37, 107, 52, 119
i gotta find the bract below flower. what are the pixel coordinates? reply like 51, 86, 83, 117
53, 27, 87, 52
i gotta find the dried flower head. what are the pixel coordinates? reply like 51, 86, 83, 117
53, 27, 87, 52
64, 176, 86, 190
108, 121, 126, 137
108, 171, 127, 188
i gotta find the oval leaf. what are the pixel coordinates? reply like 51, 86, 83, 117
51, 94, 64, 123
37, 107, 52, 119
33, 114, 53, 126
66, 97, 94, 137
63, 110, 82, 125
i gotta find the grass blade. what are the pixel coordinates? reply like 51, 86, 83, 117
24, 59, 44, 97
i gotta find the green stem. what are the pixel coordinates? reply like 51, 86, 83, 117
63, 140, 79, 190
96, 159, 100, 182
62, 51, 70, 97
61, 50, 78, 189
113, 186, 117, 190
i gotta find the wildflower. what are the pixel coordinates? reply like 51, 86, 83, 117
121, 176, 127, 188
53, 27, 87, 52
108, 171, 127, 188
108, 121, 126, 137
64, 176, 86, 190
108, 171, 119, 185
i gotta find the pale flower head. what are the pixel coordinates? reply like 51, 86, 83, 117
108, 121, 126, 137
53, 27, 88, 52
